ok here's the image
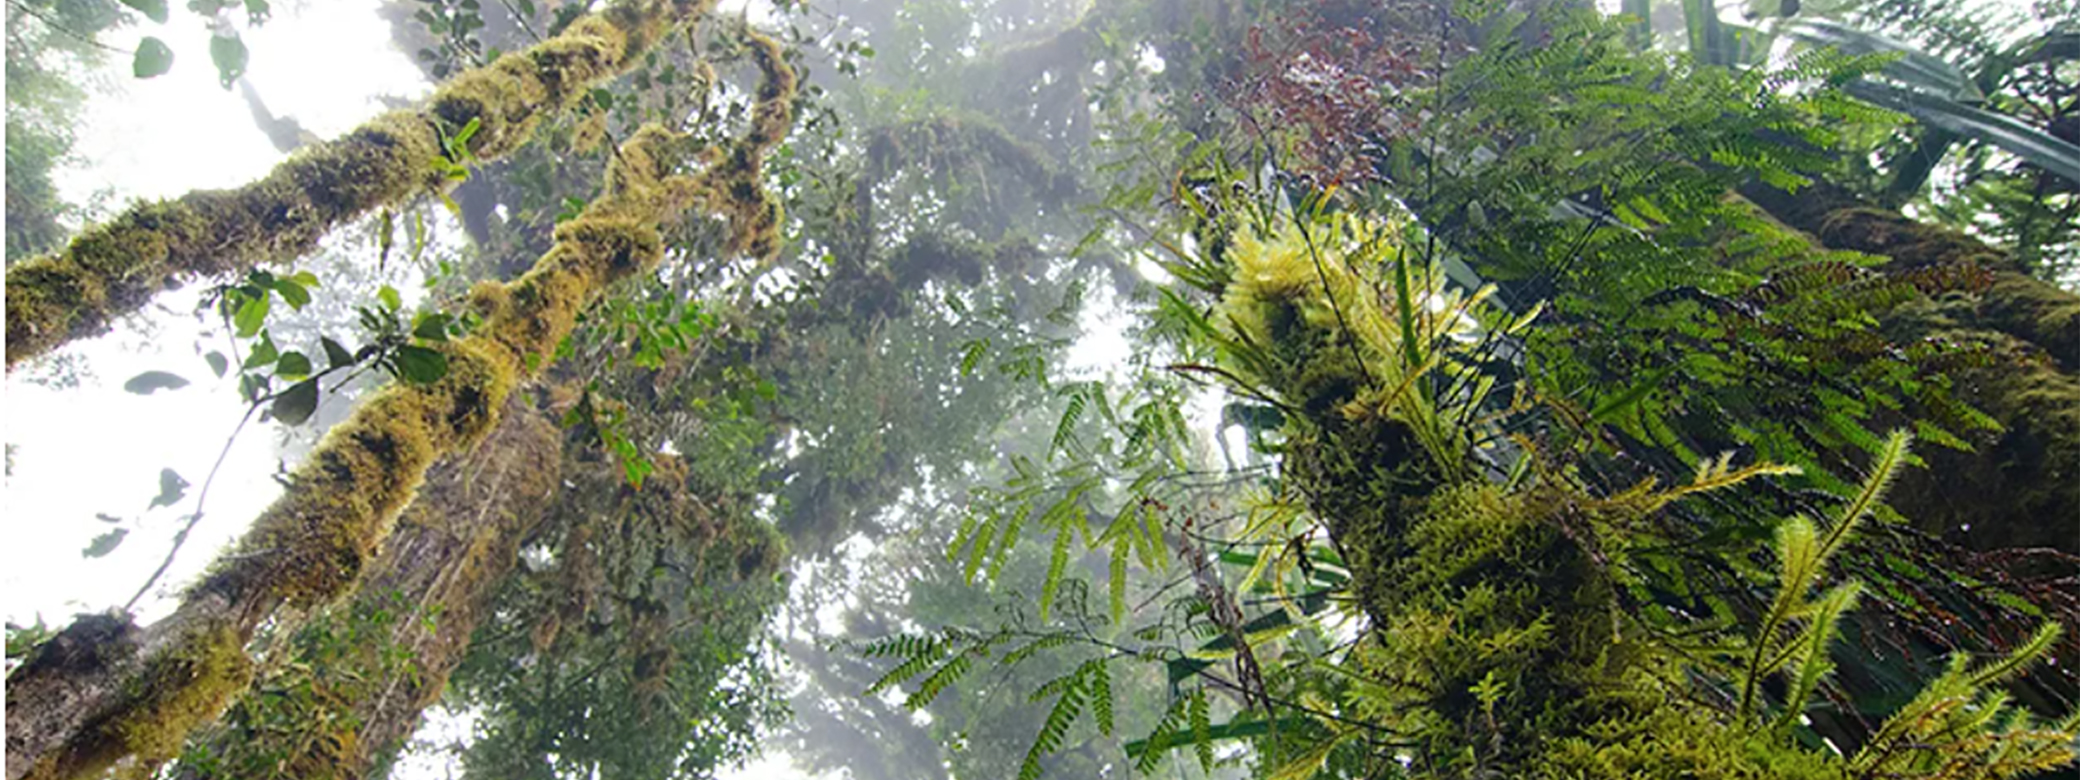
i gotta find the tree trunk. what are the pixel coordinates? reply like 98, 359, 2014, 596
1740, 180, 2080, 553
178, 396, 561, 779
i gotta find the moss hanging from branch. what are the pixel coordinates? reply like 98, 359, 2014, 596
3, 0, 722, 369
4, 32, 796, 779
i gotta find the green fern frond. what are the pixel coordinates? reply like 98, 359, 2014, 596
1088, 659, 1114, 737
1018, 672, 1088, 780
1189, 687, 1214, 773
903, 650, 975, 710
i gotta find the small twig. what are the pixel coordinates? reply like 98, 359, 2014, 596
6, 0, 125, 54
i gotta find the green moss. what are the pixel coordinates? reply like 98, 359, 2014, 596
100, 625, 255, 780
1981, 271, 2080, 369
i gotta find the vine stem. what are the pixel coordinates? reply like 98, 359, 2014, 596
122, 401, 258, 614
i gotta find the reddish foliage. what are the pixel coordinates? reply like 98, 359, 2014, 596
1225, 5, 1441, 186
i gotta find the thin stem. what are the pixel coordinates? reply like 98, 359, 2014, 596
123, 401, 258, 613
6, 0, 126, 55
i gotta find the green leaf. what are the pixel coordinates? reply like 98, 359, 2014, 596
378, 285, 402, 312
82, 528, 129, 559
243, 332, 279, 369
205, 351, 229, 378
123, 370, 190, 395
275, 350, 312, 379
271, 379, 319, 425
208, 33, 247, 88
1845, 80, 2080, 186
320, 337, 356, 368
273, 279, 311, 310
148, 468, 188, 510
132, 37, 174, 78
412, 312, 451, 341
233, 294, 270, 337
121, 0, 169, 23
394, 345, 449, 384
242, 0, 268, 22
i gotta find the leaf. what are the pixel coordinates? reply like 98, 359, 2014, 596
275, 350, 312, 379
1782, 19, 1976, 100
393, 345, 449, 384
121, 0, 169, 23
123, 370, 190, 395
272, 278, 311, 310
209, 33, 248, 88
378, 285, 403, 312
321, 337, 356, 368
233, 294, 271, 337
959, 339, 989, 377
205, 351, 229, 378
1590, 367, 1673, 424
244, 332, 279, 369
148, 468, 188, 510
1845, 80, 2080, 187
271, 379, 319, 425
412, 312, 451, 341
132, 37, 174, 78
82, 528, 129, 559
1039, 524, 1074, 620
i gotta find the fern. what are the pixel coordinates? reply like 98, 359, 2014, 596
1018, 670, 1087, 780
1189, 686, 1213, 773
1087, 658, 1114, 737
903, 650, 975, 711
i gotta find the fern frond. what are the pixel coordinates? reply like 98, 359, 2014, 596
1040, 523, 1075, 620
1088, 658, 1114, 737
1190, 686, 1214, 773
1018, 672, 1088, 780
865, 637, 948, 698
903, 650, 975, 710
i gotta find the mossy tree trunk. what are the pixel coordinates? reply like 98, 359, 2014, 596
2, 0, 717, 369
176, 395, 562, 780
3, 30, 794, 777
1740, 180, 2080, 553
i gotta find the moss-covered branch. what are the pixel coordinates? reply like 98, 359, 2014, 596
3, 0, 718, 369
1740, 179, 2080, 370
4, 33, 795, 778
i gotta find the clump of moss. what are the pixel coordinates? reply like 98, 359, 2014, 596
1982, 271, 2080, 369
5, 0, 721, 369
97, 625, 254, 780
686, 27, 796, 263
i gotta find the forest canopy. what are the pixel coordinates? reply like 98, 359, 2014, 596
4, 0, 2079, 779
